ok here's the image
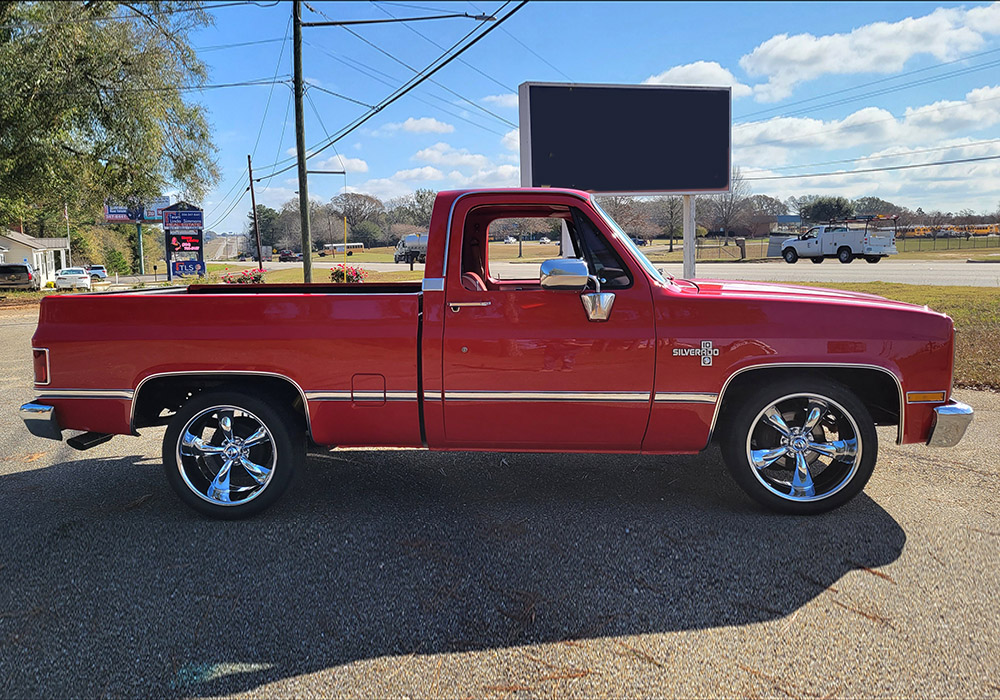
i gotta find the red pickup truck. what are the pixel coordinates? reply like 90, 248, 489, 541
21, 188, 973, 518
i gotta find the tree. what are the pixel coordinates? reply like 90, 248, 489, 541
350, 220, 382, 248
246, 205, 279, 248
747, 194, 788, 217
853, 196, 899, 217
594, 195, 646, 232
0, 2, 219, 225
329, 193, 385, 229
799, 196, 855, 223
785, 195, 819, 217
648, 196, 683, 252
385, 189, 436, 231
703, 167, 751, 244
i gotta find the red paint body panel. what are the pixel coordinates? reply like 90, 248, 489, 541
27, 188, 957, 454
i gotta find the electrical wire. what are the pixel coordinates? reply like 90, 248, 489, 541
196, 37, 287, 52
306, 1, 516, 128
743, 153, 1000, 182
303, 39, 506, 135
369, 0, 516, 93
304, 82, 376, 109
466, 0, 572, 81
735, 45, 1000, 124
254, 0, 526, 183
740, 137, 1000, 174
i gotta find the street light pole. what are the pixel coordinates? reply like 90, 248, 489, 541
293, 0, 313, 282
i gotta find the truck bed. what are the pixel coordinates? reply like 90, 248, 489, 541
32, 284, 425, 446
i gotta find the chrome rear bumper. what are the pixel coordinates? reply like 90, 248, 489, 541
20, 403, 62, 441
927, 400, 974, 447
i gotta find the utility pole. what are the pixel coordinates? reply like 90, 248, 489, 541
292, 0, 313, 282
247, 155, 264, 269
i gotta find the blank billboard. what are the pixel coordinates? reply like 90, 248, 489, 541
518, 82, 731, 194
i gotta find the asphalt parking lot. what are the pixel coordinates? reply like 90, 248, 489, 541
1, 307, 998, 698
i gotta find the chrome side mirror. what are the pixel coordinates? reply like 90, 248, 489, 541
539, 258, 589, 291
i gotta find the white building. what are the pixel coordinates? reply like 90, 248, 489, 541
0, 230, 71, 285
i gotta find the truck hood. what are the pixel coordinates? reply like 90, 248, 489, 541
675, 278, 929, 312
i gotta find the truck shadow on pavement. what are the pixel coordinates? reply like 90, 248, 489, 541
0, 446, 905, 697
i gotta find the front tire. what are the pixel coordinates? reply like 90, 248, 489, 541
719, 378, 877, 515
162, 390, 304, 519
783, 248, 798, 264
838, 247, 854, 264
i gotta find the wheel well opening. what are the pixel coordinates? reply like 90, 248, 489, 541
715, 367, 900, 440
133, 374, 308, 435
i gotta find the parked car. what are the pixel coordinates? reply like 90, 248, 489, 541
85, 265, 108, 280
539, 237, 552, 244
278, 250, 302, 262
55, 268, 92, 291
504, 236, 516, 244
0, 262, 40, 291
19, 188, 971, 519
630, 237, 649, 247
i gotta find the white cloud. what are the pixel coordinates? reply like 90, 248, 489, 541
643, 60, 752, 98
483, 93, 519, 109
314, 155, 369, 173
379, 117, 455, 134
446, 164, 520, 188
740, 4, 1000, 102
501, 129, 519, 152
413, 142, 491, 169
734, 84, 1000, 168
394, 166, 445, 181
743, 139, 1000, 213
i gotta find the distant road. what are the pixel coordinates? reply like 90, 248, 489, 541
234, 258, 1000, 287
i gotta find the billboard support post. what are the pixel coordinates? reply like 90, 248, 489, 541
683, 195, 696, 280
137, 221, 144, 275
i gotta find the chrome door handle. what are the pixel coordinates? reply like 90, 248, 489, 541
449, 301, 491, 312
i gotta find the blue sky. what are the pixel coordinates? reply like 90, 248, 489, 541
190, 1, 1000, 232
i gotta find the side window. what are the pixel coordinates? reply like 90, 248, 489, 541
570, 208, 631, 288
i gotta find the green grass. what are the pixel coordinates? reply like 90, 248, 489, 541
779, 282, 1000, 390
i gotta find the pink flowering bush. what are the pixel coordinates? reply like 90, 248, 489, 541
222, 268, 267, 284
330, 265, 368, 283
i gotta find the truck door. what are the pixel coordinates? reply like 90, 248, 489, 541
437, 197, 656, 451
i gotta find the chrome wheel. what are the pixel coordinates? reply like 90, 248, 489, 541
745, 393, 861, 503
176, 405, 277, 507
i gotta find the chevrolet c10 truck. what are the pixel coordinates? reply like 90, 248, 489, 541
21, 188, 973, 518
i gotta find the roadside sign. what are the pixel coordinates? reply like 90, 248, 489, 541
168, 232, 202, 253
104, 204, 133, 222
143, 196, 171, 222
163, 210, 204, 229
171, 260, 206, 277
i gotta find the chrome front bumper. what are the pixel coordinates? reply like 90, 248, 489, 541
20, 403, 62, 441
927, 400, 974, 447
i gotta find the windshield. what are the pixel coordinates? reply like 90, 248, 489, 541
590, 198, 669, 285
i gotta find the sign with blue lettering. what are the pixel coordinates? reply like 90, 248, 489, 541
171, 260, 206, 277
163, 210, 204, 229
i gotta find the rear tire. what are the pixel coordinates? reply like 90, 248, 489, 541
810, 256, 824, 264
838, 247, 854, 264
162, 390, 304, 519
783, 248, 798, 264
719, 378, 878, 515
865, 256, 881, 263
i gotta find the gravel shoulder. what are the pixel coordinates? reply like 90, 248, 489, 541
0, 310, 997, 698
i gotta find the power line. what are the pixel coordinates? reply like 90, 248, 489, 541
339, 23, 517, 127
304, 82, 376, 109
255, 0, 526, 182
466, 0, 572, 81
742, 137, 1000, 174
743, 153, 1000, 182
196, 37, 287, 52
737, 93, 1000, 149
303, 38, 506, 135
370, 0, 516, 93
735, 45, 1000, 124
308, 1, 516, 128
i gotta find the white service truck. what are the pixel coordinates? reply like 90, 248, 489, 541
781, 216, 898, 264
